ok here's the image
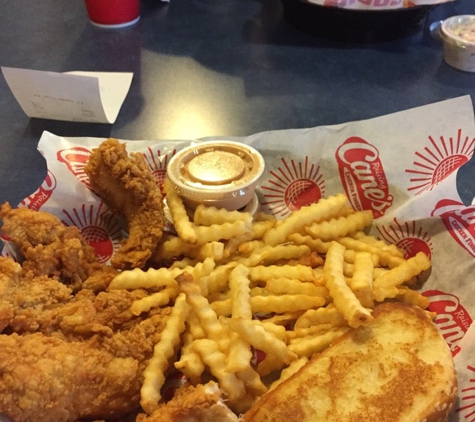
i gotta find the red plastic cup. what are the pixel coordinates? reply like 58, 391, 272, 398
84, 0, 140, 29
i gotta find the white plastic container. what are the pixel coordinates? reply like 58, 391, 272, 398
167, 141, 265, 211
441, 15, 475, 73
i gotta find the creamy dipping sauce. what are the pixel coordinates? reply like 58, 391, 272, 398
167, 141, 265, 211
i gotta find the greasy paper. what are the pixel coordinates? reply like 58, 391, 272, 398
1, 67, 133, 123
3, 96, 475, 420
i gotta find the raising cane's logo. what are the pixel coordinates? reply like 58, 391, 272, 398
335, 137, 393, 218
142, 146, 176, 190
423, 290, 472, 357
260, 157, 325, 217
432, 199, 475, 258
60, 204, 122, 264
57, 147, 92, 189
458, 365, 475, 420
19, 170, 57, 211
376, 218, 433, 259
406, 129, 474, 195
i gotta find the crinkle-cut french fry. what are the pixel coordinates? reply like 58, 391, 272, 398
288, 326, 349, 357
279, 251, 325, 268
259, 312, 302, 327
226, 331, 253, 373
109, 266, 184, 290
199, 261, 237, 297
174, 330, 205, 384
324, 242, 373, 328
177, 272, 231, 354
227, 317, 297, 365
193, 204, 253, 226
256, 353, 285, 377
265, 277, 330, 299
289, 233, 379, 266
226, 264, 254, 373
151, 236, 224, 262
263, 193, 348, 246
223, 232, 254, 259
194, 242, 224, 261
285, 323, 339, 340
130, 285, 178, 315
238, 240, 266, 254
294, 305, 347, 329
396, 286, 430, 309
192, 338, 246, 402
194, 220, 251, 245
350, 251, 374, 308
229, 264, 252, 319
248, 265, 316, 283
353, 232, 405, 258
250, 294, 325, 314
373, 251, 431, 302
337, 236, 404, 269
224, 220, 275, 258
342, 248, 380, 267
252, 319, 287, 340
211, 294, 325, 317
304, 210, 373, 241
288, 232, 330, 254
254, 211, 277, 223
140, 293, 190, 414
236, 365, 268, 397
170, 257, 200, 269
187, 311, 206, 339
164, 177, 198, 244
268, 357, 308, 392
150, 236, 194, 260
109, 257, 214, 290
240, 244, 312, 267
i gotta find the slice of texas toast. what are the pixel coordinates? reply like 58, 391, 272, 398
243, 302, 457, 422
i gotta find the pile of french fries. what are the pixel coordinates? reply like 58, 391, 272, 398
108, 179, 431, 415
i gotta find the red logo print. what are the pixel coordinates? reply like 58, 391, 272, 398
335, 137, 393, 218
324, 0, 402, 7
141, 147, 176, 191
57, 147, 92, 189
423, 290, 472, 356
406, 129, 474, 195
376, 218, 432, 259
432, 199, 475, 258
261, 157, 325, 217
457, 364, 475, 420
19, 170, 57, 211
60, 203, 122, 264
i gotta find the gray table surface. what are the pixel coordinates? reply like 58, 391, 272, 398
0, 0, 474, 208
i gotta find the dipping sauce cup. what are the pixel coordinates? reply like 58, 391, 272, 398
167, 141, 265, 211
441, 15, 475, 72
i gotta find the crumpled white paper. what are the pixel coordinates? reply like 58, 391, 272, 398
3, 95, 475, 419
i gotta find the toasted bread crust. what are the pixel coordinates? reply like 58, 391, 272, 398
243, 302, 457, 422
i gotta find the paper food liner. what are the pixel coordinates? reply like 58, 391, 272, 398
304, 0, 455, 10
3, 95, 475, 419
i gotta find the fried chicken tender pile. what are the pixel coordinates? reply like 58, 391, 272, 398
84, 138, 165, 271
0, 205, 171, 422
0, 202, 117, 292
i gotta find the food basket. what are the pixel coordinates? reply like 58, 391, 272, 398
281, 0, 434, 42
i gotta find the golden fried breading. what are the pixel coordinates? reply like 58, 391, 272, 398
0, 332, 142, 422
84, 138, 165, 270
136, 381, 239, 422
0, 203, 100, 291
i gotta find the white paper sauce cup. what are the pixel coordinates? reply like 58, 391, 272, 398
167, 141, 265, 211
441, 15, 475, 73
